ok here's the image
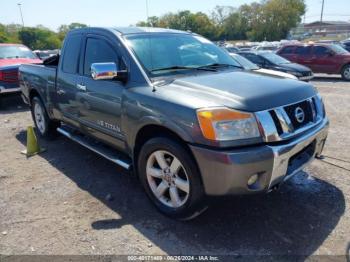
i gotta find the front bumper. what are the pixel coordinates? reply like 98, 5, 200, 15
190, 117, 329, 196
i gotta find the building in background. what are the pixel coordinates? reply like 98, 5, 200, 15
290, 21, 350, 40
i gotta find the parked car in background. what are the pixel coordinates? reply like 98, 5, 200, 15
229, 53, 297, 80
0, 44, 41, 105
253, 45, 279, 52
238, 51, 314, 81
340, 40, 350, 52
277, 43, 350, 80
239, 47, 252, 51
224, 46, 240, 53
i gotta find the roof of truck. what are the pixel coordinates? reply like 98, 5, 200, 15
112, 27, 189, 35
70, 27, 191, 36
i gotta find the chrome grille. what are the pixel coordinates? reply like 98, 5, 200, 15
255, 95, 325, 142
284, 100, 314, 129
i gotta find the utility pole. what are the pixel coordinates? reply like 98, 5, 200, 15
17, 3, 24, 27
320, 0, 325, 23
146, 0, 150, 26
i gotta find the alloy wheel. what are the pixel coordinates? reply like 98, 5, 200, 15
34, 102, 46, 134
146, 150, 190, 208
344, 67, 350, 80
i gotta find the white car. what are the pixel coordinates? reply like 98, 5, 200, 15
229, 53, 297, 80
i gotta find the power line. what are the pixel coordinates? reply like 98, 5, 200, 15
305, 14, 350, 18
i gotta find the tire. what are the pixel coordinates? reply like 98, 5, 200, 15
341, 64, 350, 81
137, 137, 207, 220
30, 96, 60, 138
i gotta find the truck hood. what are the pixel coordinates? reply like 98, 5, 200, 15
160, 70, 316, 112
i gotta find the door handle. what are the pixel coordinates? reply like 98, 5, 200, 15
76, 84, 86, 91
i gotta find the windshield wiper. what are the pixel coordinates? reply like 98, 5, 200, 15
196, 63, 244, 69
150, 65, 215, 72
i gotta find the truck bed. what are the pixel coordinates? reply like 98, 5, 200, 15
19, 63, 57, 106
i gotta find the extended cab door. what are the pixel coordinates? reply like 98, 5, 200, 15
56, 33, 83, 126
77, 35, 127, 148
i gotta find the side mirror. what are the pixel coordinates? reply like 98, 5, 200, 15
91, 62, 128, 82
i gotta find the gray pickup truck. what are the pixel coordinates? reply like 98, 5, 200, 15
20, 27, 329, 220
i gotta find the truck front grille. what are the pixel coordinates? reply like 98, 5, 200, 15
255, 95, 324, 142
284, 100, 314, 130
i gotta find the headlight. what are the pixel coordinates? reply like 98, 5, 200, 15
196, 107, 261, 141
287, 71, 302, 77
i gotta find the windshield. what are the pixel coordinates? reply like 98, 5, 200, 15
230, 54, 259, 70
329, 44, 348, 54
125, 33, 241, 76
0, 45, 37, 59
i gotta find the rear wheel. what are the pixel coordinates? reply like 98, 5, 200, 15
31, 96, 60, 138
341, 64, 350, 81
138, 137, 207, 220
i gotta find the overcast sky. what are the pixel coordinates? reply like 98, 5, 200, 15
1, 0, 349, 31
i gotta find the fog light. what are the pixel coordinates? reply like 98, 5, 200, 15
247, 174, 259, 186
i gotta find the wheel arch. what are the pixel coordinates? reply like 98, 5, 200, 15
29, 88, 41, 105
341, 62, 350, 74
132, 124, 201, 183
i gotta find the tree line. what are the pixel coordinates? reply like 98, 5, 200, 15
0, 23, 87, 50
0, 0, 305, 50
137, 0, 306, 41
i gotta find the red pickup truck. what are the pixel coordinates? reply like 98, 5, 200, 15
0, 44, 41, 104
277, 43, 350, 81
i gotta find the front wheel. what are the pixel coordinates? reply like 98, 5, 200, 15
341, 64, 350, 81
138, 137, 207, 220
30, 96, 60, 138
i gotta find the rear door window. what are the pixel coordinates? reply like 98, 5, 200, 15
313, 46, 329, 56
295, 46, 312, 55
61, 34, 82, 74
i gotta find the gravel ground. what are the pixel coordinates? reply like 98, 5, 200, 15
0, 75, 349, 260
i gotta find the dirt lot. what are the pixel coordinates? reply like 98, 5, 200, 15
0, 75, 350, 260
